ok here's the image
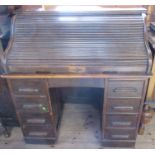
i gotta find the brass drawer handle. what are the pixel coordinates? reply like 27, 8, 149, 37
111, 134, 129, 139
112, 87, 137, 93
112, 106, 134, 110
112, 121, 131, 126
18, 88, 39, 92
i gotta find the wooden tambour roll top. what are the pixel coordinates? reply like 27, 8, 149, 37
1, 8, 152, 74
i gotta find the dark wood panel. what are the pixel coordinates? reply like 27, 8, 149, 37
105, 114, 138, 128
107, 98, 141, 114
24, 137, 56, 144
102, 140, 135, 148
9, 79, 47, 95
3, 10, 151, 74
7, 65, 148, 74
0, 78, 19, 126
108, 80, 144, 98
22, 125, 56, 139
104, 128, 137, 140
19, 113, 53, 126
14, 96, 49, 114
48, 78, 104, 88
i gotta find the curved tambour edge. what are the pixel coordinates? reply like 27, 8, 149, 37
1, 9, 152, 74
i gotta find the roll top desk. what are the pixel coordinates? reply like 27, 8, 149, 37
0, 8, 152, 148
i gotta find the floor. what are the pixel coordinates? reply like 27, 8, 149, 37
0, 103, 155, 149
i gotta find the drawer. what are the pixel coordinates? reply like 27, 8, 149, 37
104, 128, 136, 140
24, 137, 56, 144
15, 96, 49, 113
108, 80, 144, 98
9, 79, 47, 95
107, 99, 141, 114
19, 113, 53, 126
102, 140, 135, 148
22, 125, 55, 139
106, 114, 138, 128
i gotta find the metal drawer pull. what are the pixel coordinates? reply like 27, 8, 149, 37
23, 104, 42, 109
113, 106, 134, 110
111, 134, 129, 139
113, 87, 137, 93
112, 121, 131, 126
22, 104, 49, 112
26, 118, 46, 124
18, 88, 39, 92
28, 131, 47, 136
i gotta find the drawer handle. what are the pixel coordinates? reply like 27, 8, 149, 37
112, 87, 137, 93
28, 131, 48, 136
26, 118, 46, 124
112, 121, 131, 126
112, 106, 134, 110
111, 134, 129, 139
22, 104, 49, 112
18, 88, 39, 93
22, 103, 42, 109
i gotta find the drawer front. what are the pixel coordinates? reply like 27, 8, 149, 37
107, 99, 141, 113
15, 97, 49, 113
104, 129, 136, 140
108, 80, 144, 98
19, 114, 53, 126
22, 125, 55, 138
24, 137, 56, 144
102, 140, 135, 148
106, 115, 138, 128
9, 79, 47, 95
